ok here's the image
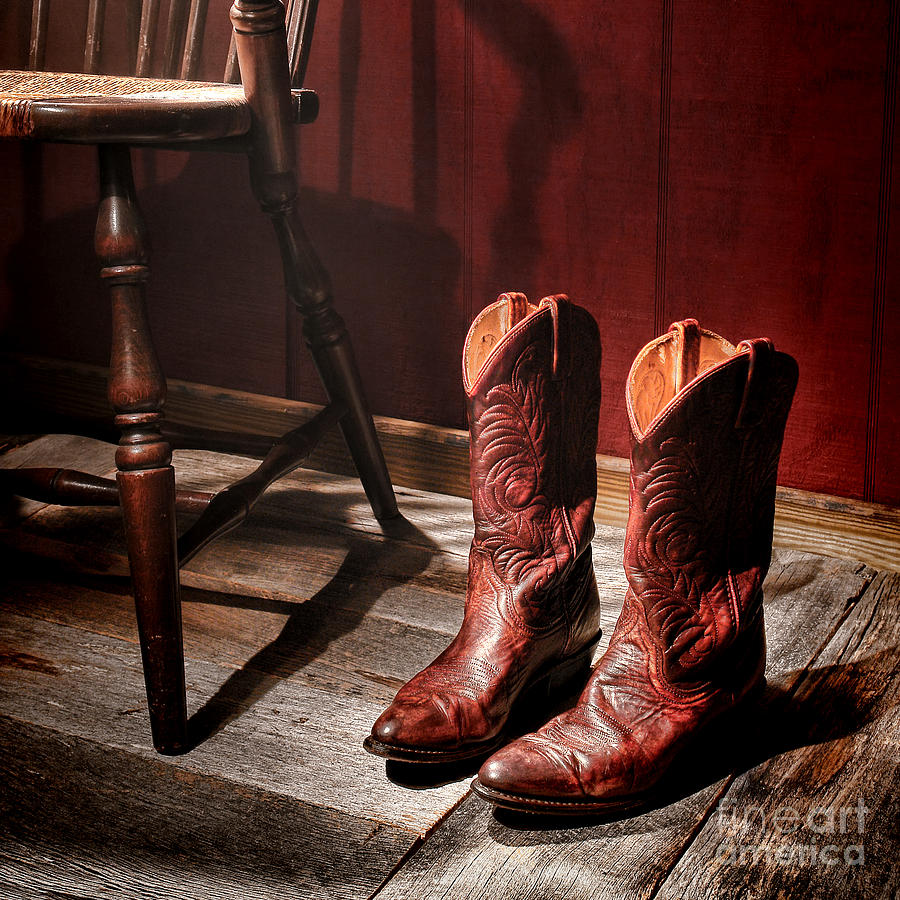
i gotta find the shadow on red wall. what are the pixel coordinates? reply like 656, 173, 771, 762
1, 145, 463, 426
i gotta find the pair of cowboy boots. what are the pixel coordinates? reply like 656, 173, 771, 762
365, 293, 798, 815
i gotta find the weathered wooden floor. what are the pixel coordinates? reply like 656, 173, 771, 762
0, 435, 897, 900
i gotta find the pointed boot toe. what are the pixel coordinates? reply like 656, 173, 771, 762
365, 696, 458, 758
473, 707, 647, 815
364, 679, 503, 762
368, 706, 412, 746
475, 737, 584, 801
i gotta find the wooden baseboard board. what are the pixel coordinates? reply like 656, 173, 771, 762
5, 353, 899, 572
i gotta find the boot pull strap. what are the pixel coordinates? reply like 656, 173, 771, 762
668, 318, 701, 394
735, 337, 774, 429
500, 292, 530, 333
540, 294, 572, 381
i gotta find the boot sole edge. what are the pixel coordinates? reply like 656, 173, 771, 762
469, 778, 651, 816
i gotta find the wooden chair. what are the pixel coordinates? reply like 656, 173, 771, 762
0, 0, 398, 755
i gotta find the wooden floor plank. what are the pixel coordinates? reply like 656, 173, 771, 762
0, 559, 465, 707
0, 554, 622, 713
0, 716, 412, 900
1, 440, 475, 632
2, 513, 469, 637
653, 571, 900, 900
372, 553, 875, 900
0, 437, 629, 683
8, 357, 899, 570
0, 610, 469, 836
4, 434, 893, 900
1, 512, 628, 643
0, 437, 624, 856
0, 433, 115, 474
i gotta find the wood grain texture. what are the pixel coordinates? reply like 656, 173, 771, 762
770, 487, 900, 576
6, 359, 899, 570
0, 435, 628, 670
0, 439, 488, 857
655, 572, 900, 899
0, 430, 117, 521
0, 563, 458, 709
0, 716, 411, 900
0, 608, 467, 835
1, 433, 895, 899
0, 434, 621, 850
368, 554, 876, 900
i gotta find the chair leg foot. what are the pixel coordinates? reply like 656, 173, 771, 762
118, 466, 187, 755
308, 334, 400, 522
270, 209, 399, 522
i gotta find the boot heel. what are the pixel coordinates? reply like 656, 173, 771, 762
533, 639, 599, 703
739, 676, 767, 707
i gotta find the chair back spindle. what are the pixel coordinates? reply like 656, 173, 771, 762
25, 0, 247, 82
134, 0, 161, 77
179, 0, 209, 79
83, 0, 106, 74
162, 0, 188, 78
224, 0, 319, 88
28, 0, 50, 70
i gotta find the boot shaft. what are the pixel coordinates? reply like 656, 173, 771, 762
624, 319, 798, 681
462, 293, 601, 588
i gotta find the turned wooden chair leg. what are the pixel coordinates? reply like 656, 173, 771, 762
272, 211, 399, 522
97, 144, 187, 754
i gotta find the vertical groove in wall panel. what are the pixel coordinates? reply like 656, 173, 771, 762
866, 0, 899, 502
654, 0, 674, 336
285, 280, 295, 400
463, 0, 474, 332
411, 0, 437, 220
460, 0, 474, 426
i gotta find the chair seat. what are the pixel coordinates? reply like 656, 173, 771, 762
0, 70, 318, 144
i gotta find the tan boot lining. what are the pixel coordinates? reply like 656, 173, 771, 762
627, 326, 736, 434
463, 294, 539, 390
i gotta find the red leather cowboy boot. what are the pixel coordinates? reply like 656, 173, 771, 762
473, 319, 798, 812
364, 292, 603, 764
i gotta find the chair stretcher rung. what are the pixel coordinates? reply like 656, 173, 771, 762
176, 401, 345, 566
0, 467, 212, 513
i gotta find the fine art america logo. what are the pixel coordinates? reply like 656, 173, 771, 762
715, 799, 867, 867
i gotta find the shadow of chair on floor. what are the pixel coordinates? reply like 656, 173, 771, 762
184, 509, 441, 748
0, 480, 444, 753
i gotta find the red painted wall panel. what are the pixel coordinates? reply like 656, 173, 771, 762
285, 0, 470, 421
663, 0, 889, 499
875, 26, 900, 508
0, 0, 897, 505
